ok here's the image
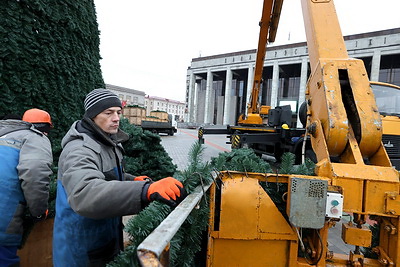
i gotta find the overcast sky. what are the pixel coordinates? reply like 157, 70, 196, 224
94, 0, 400, 102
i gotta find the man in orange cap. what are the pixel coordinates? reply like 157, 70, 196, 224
22, 108, 53, 135
0, 108, 53, 266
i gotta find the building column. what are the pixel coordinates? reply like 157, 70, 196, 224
204, 69, 213, 124
370, 49, 381, 82
270, 61, 279, 108
223, 67, 233, 125
188, 71, 195, 122
246, 63, 254, 114
297, 57, 308, 127
193, 82, 199, 123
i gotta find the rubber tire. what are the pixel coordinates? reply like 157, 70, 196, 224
299, 101, 307, 128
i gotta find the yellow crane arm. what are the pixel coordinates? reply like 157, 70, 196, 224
249, 0, 283, 114
301, 0, 386, 163
240, 0, 283, 125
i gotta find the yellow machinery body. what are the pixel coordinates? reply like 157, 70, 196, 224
206, 0, 400, 265
382, 115, 400, 136
207, 172, 297, 267
207, 171, 399, 266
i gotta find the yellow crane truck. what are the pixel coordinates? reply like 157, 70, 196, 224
138, 0, 400, 266
198, 1, 400, 170
205, 0, 400, 265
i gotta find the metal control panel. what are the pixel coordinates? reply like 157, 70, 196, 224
289, 177, 328, 229
325, 192, 343, 219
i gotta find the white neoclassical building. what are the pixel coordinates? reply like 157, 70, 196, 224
185, 28, 400, 127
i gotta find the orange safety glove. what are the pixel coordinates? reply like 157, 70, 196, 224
146, 177, 186, 207
134, 176, 152, 182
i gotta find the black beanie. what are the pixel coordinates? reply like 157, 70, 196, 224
84, 89, 122, 118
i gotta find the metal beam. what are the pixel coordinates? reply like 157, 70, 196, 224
137, 181, 213, 266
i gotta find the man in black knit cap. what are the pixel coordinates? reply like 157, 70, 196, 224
53, 88, 186, 266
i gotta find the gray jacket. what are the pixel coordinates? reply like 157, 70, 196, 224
57, 119, 146, 219
0, 119, 52, 246
0, 119, 52, 217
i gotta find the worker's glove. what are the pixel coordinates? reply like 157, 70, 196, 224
144, 177, 186, 207
134, 176, 152, 182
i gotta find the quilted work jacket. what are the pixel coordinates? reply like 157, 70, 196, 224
0, 120, 52, 246
53, 118, 147, 267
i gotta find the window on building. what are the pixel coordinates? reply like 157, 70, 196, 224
278, 63, 301, 100
379, 54, 400, 86
260, 66, 273, 106
359, 57, 373, 78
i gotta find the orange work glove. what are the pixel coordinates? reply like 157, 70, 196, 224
146, 177, 186, 207
134, 176, 152, 182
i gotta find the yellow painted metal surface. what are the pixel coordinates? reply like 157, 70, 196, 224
230, 125, 276, 132
341, 222, 372, 247
205, 0, 400, 264
382, 115, 400, 135
210, 239, 292, 267
207, 172, 297, 266
385, 192, 400, 215
238, 113, 263, 125
301, 0, 348, 73
316, 162, 399, 215
380, 218, 400, 263
260, 105, 271, 115
370, 81, 400, 136
206, 171, 391, 266
307, 60, 383, 159
325, 253, 382, 267
245, 0, 283, 119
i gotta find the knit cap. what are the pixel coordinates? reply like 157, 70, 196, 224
84, 89, 122, 118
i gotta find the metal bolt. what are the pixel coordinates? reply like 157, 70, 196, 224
307, 122, 317, 136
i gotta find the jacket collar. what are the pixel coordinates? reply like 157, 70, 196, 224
0, 119, 44, 137
77, 116, 129, 147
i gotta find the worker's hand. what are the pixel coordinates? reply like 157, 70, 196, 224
134, 176, 152, 182
146, 177, 186, 207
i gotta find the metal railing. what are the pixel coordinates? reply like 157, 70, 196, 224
137, 181, 212, 266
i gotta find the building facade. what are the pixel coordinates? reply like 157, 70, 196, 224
106, 84, 146, 107
106, 84, 185, 121
185, 28, 400, 127
145, 96, 186, 122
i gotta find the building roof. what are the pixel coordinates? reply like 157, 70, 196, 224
146, 95, 185, 104
191, 27, 400, 62
106, 84, 145, 96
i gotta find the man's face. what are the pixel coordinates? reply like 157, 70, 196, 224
93, 107, 122, 134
